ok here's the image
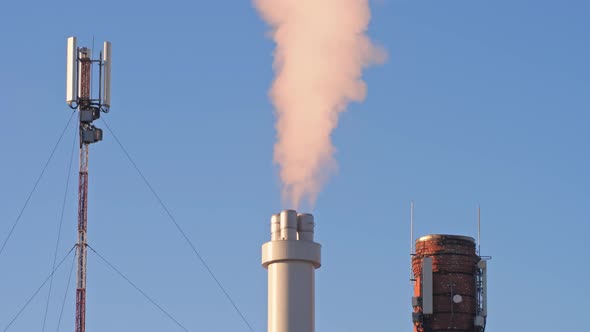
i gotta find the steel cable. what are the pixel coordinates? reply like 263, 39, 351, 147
0, 111, 76, 257
2, 246, 76, 332
101, 118, 255, 332
41, 120, 77, 332
87, 245, 189, 332
55, 250, 76, 332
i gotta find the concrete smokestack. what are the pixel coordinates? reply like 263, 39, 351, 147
262, 210, 322, 332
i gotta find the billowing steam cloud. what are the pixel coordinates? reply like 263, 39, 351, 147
254, 0, 386, 209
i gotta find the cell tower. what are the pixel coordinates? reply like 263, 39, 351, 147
66, 36, 112, 332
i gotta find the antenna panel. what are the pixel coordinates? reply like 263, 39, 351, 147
478, 260, 487, 317
102, 41, 112, 109
66, 37, 78, 105
422, 257, 433, 314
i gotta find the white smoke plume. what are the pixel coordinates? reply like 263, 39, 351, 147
254, 0, 386, 209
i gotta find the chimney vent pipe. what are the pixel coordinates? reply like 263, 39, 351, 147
262, 210, 321, 332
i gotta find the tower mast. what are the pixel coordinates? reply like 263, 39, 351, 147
75, 46, 91, 332
66, 37, 112, 332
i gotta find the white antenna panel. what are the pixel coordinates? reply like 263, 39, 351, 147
102, 41, 112, 109
478, 260, 488, 317
66, 37, 78, 105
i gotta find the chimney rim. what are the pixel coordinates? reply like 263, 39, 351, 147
416, 234, 475, 243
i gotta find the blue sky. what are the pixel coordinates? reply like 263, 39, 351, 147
1, 0, 588, 331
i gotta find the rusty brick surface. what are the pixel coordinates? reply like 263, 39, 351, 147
412, 235, 479, 332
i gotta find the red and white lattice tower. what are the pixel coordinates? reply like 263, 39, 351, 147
66, 36, 112, 332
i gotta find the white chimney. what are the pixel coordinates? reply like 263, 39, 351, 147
262, 210, 322, 332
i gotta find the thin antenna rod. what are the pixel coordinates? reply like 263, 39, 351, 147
410, 200, 414, 256
410, 200, 414, 282
477, 205, 481, 256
